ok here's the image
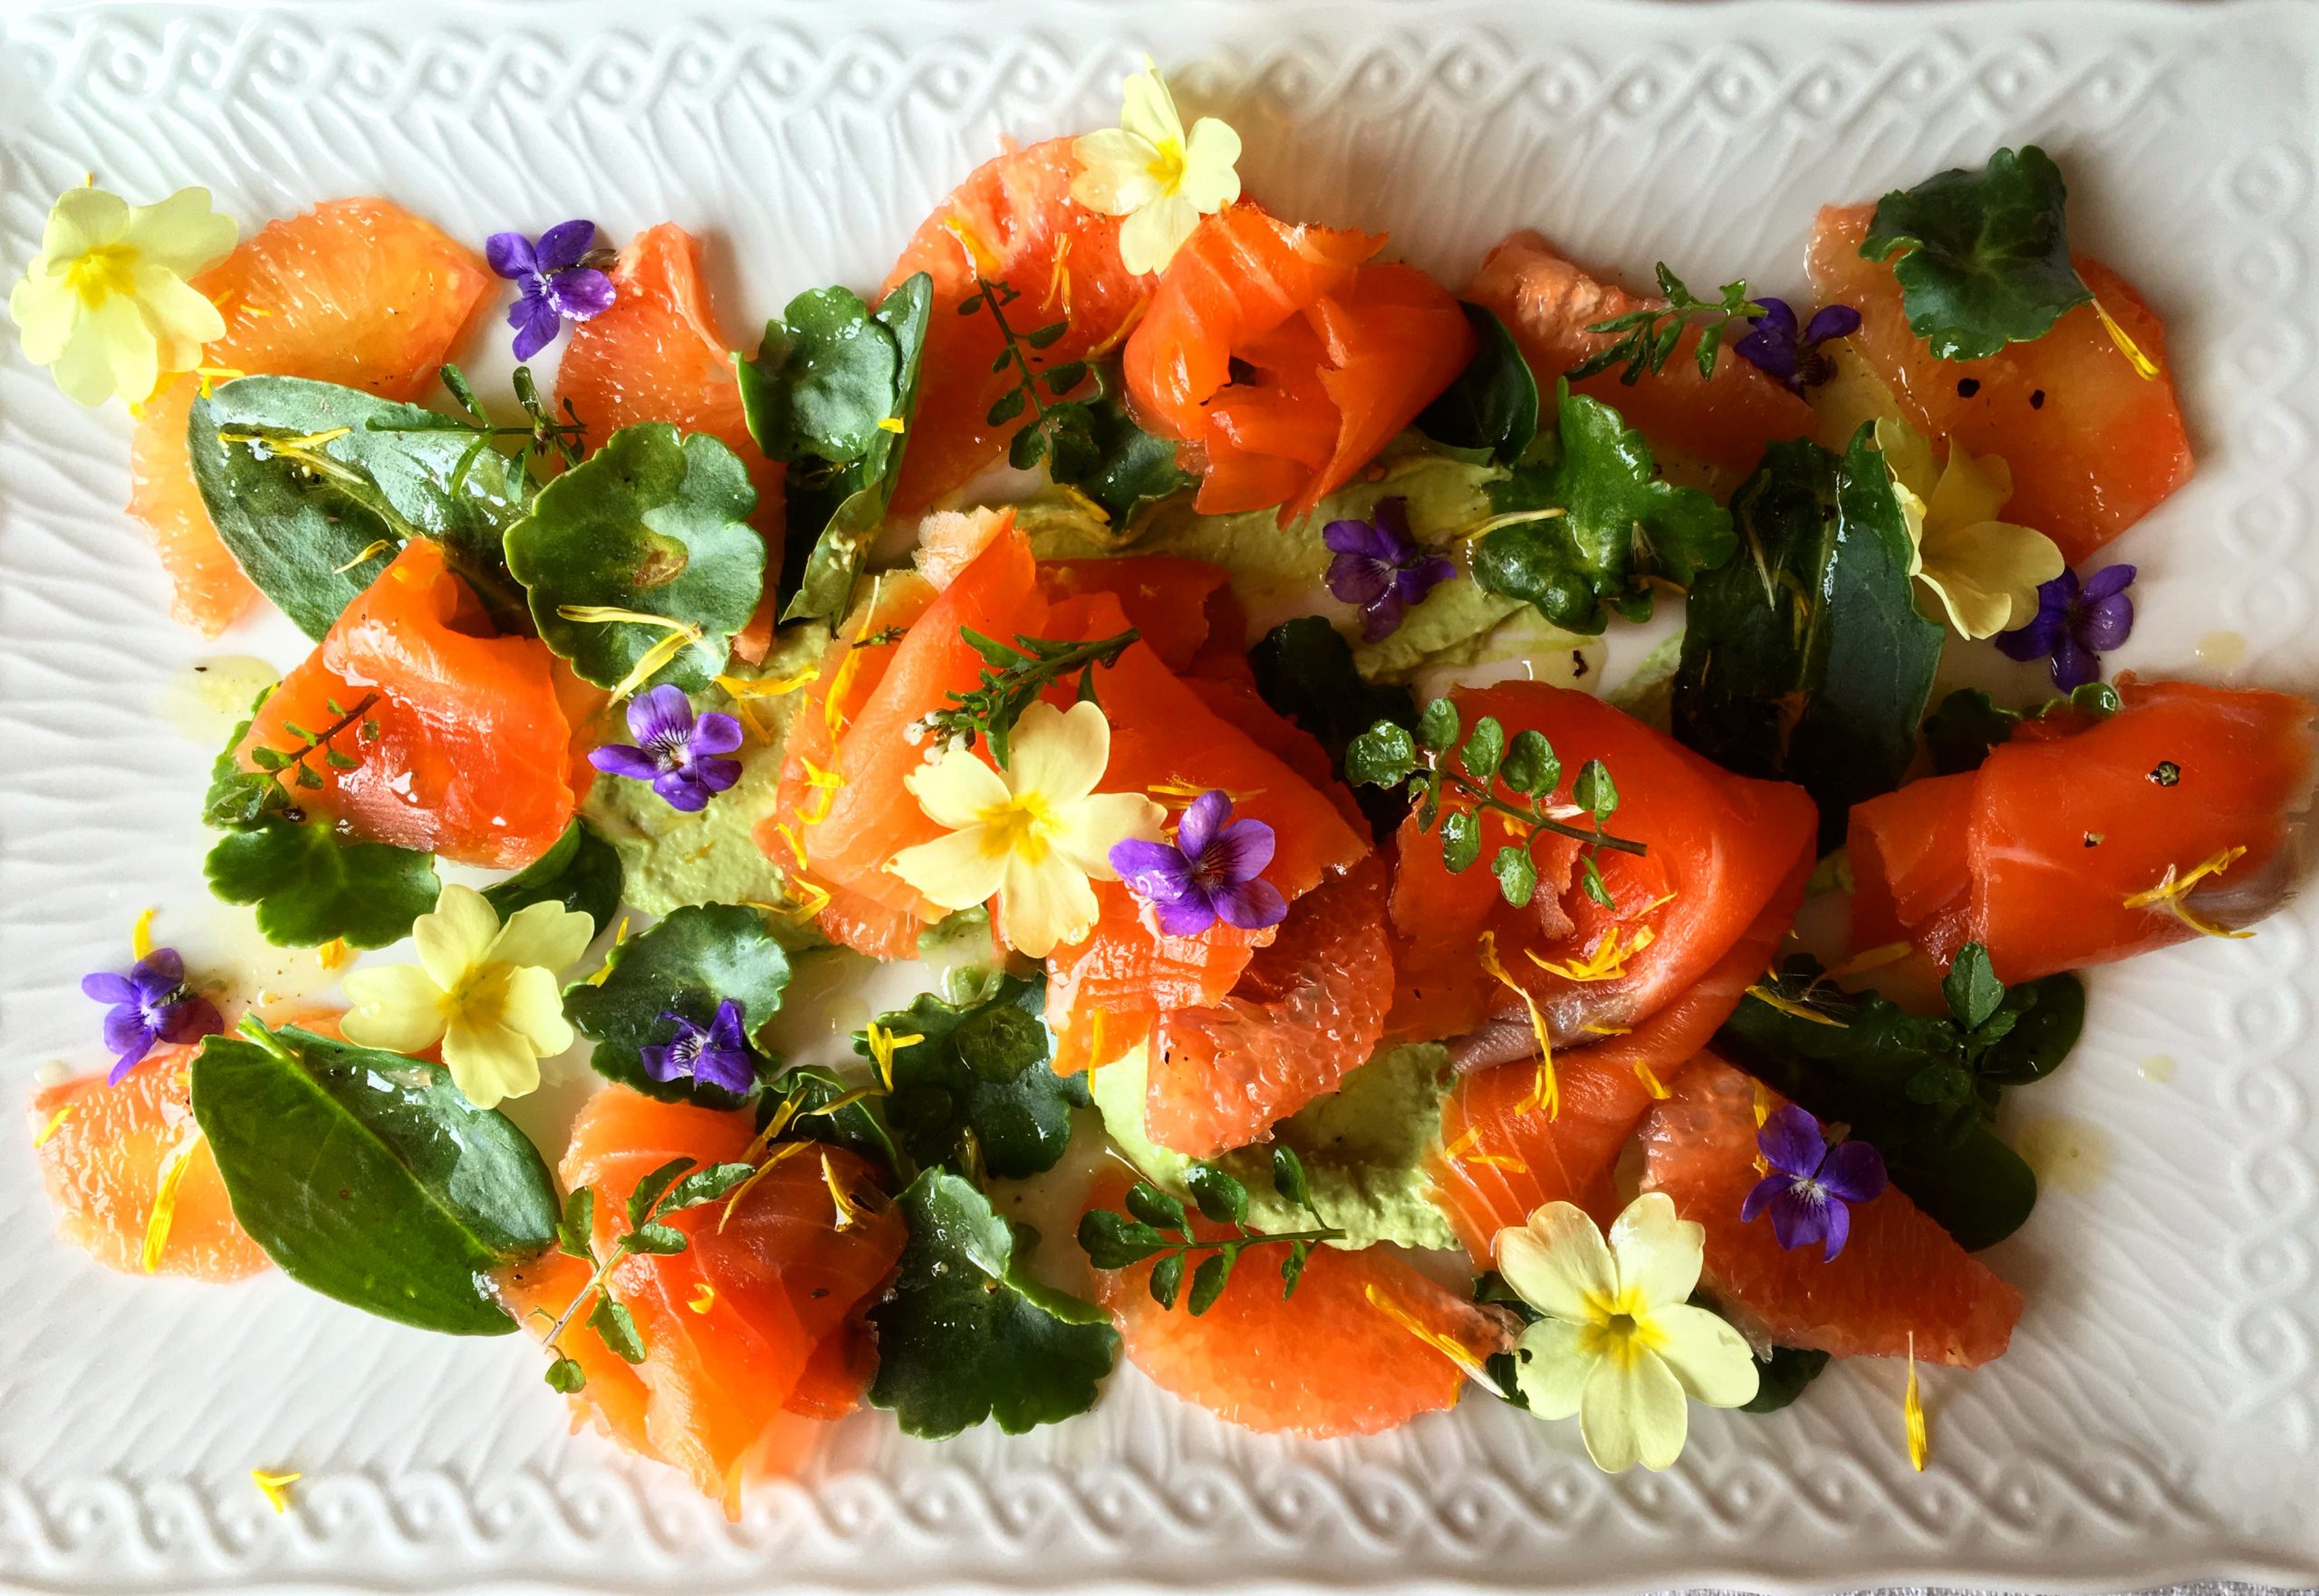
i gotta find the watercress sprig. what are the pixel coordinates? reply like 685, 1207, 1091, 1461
538, 1157, 755, 1392
961, 274, 1096, 476
249, 692, 380, 793
909, 626, 1140, 768
1077, 1149, 1346, 1315
365, 362, 587, 488
1346, 697, 1645, 909
1566, 263, 1765, 385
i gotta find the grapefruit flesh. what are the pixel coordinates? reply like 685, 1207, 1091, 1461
129, 198, 492, 635
1085, 1170, 1512, 1437
237, 540, 586, 870
1639, 1054, 2023, 1366
1805, 204, 2191, 564
553, 222, 786, 662
1463, 229, 1818, 476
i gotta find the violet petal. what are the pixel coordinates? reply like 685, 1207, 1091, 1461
688, 711, 745, 758
485, 231, 538, 280
1802, 303, 1862, 345
160, 997, 225, 1047
1110, 838, 1196, 900
1740, 1171, 1790, 1226
1322, 517, 1390, 562
102, 1007, 156, 1060
1816, 1138, 1889, 1206
1755, 1102, 1828, 1182
1325, 550, 1392, 607
652, 772, 713, 812
692, 755, 744, 795
1358, 593, 1407, 642
1996, 610, 2065, 662
1202, 814, 1277, 884
589, 743, 665, 783
1818, 1195, 1853, 1262
2048, 633, 2099, 692
1766, 1186, 1828, 1253
534, 219, 599, 274
1174, 790, 1231, 864
2074, 591, 2135, 653
1152, 894, 1221, 937
1213, 876, 1288, 931
2080, 562, 2137, 603
547, 264, 618, 322
81, 973, 137, 1005
508, 295, 563, 361
625, 684, 698, 748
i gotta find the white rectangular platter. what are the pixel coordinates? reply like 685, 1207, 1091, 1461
1, 1, 2316, 1591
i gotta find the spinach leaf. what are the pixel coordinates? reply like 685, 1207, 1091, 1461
190, 374, 532, 638
855, 971, 1086, 1180
1672, 428, 1942, 849
1715, 950, 2086, 1249
1472, 381, 1733, 634
190, 1023, 558, 1334
1054, 365, 1197, 525
1741, 1345, 1832, 1413
739, 273, 934, 627
1860, 146, 2092, 361
867, 1169, 1119, 1438
504, 423, 765, 693
1415, 302, 1540, 465
484, 819, 624, 929
1248, 617, 1419, 841
563, 903, 790, 1105
204, 822, 439, 948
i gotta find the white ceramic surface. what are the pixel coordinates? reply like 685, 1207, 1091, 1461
1, 2, 2316, 1591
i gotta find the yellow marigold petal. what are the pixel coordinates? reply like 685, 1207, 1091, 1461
250, 1468, 302, 1514
1478, 931, 1556, 1117
1362, 1281, 1500, 1394
1904, 1332, 1929, 1470
2092, 294, 2161, 380
142, 1133, 201, 1273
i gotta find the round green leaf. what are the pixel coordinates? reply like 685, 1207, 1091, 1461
563, 903, 791, 1105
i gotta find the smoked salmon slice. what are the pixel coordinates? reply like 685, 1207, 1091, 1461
533, 1087, 906, 1513
237, 540, 587, 870
1426, 843, 1812, 1263
1085, 1170, 1513, 1437
1805, 204, 2190, 564
130, 199, 492, 635
1384, 682, 1819, 1056
554, 223, 786, 661
1463, 229, 1817, 476
1850, 678, 2317, 984
880, 139, 1145, 513
1640, 1055, 2023, 1366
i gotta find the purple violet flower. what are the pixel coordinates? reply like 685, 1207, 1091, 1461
589, 685, 745, 813
1109, 789, 1288, 938
1996, 564, 2137, 691
1733, 297, 1862, 395
1740, 1103, 1888, 1262
1323, 497, 1457, 642
486, 220, 618, 361
80, 947, 223, 1084
639, 999, 755, 1095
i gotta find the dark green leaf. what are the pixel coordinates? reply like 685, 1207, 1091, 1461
1943, 943, 2006, 1031
1246, 618, 1418, 841
1906, 1062, 1976, 1104
504, 423, 765, 693
778, 273, 933, 626
1187, 1252, 1233, 1316
1923, 687, 2023, 775
769, 1062, 909, 1182
1051, 367, 1196, 524
483, 819, 624, 930
545, 1356, 587, 1393
563, 903, 790, 1105
1439, 809, 1482, 872
1127, 1181, 1190, 1233
1671, 429, 1944, 849
1459, 716, 1506, 782
1186, 1163, 1249, 1226
1271, 1145, 1315, 1213
201, 697, 294, 832
190, 1025, 558, 1335
1861, 146, 2091, 361
734, 285, 901, 466
1573, 757, 1618, 821
557, 1187, 595, 1262
589, 1293, 647, 1363
623, 1223, 688, 1256
204, 822, 439, 948
1416, 698, 1462, 752
1076, 1208, 1173, 1268
624, 1157, 694, 1230
1741, 1345, 1832, 1414
986, 386, 1028, 427
1976, 973, 2084, 1085
190, 375, 532, 639
1492, 843, 1538, 908
1497, 728, 1559, 796
1149, 1252, 1186, 1310
1473, 383, 1734, 634
856, 972, 1083, 1179
868, 1170, 1119, 1438
1280, 1238, 1313, 1297
1414, 303, 1541, 465
1346, 721, 1418, 788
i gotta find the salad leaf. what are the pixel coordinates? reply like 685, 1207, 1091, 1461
563, 903, 790, 1105
767, 1062, 909, 1181
1247, 617, 1419, 841
867, 1169, 1119, 1438
1860, 146, 2092, 361
484, 818, 624, 929
1741, 1345, 1832, 1413
1922, 682, 2123, 775
1472, 381, 1734, 634
741, 273, 934, 627
1715, 950, 2085, 1249
1415, 302, 1540, 465
204, 822, 439, 948
504, 422, 765, 693
1671, 429, 1943, 849
190, 374, 532, 638
854, 971, 1087, 1180
1054, 366, 1198, 525
201, 692, 293, 832
190, 1023, 558, 1334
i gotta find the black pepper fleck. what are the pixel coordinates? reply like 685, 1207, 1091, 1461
2029, 389, 2046, 410
2151, 760, 2182, 786
1570, 649, 1590, 679
1957, 377, 1981, 399
2083, 832, 2104, 848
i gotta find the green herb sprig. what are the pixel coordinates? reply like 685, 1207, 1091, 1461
1346, 697, 1644, 909
1077, 1149, 1346, 1315
538, 1157, 755, 1391
1565, 264, 1764, 385
912, 626, 1140, 767
960, 274, 1098, 476
248, 692, 380, 793
365, 363, 587, 489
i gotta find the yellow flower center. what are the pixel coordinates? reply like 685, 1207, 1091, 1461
66, 243, 139, 307
978, 793, 1060, 865
1581, 1288, 1662, 1369
444, 960, 511, 1027
1144, 138, 1188, 197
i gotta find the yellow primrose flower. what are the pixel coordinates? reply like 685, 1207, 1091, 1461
888, 699, 1164, 958
1495, 1192, 1758, 1472
341, 884, 595, 1110
8, 185, 237, 407
1876, 417, 2064, 640
1071, 57, 1242, 277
